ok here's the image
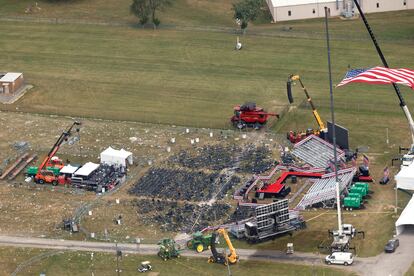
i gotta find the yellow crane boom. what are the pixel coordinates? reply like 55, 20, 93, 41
208, 228, 239, 265
288, 75, 327, 132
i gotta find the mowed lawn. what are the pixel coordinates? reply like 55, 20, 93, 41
0, 10, 413, 128
0, 0, 235, 27
0, 249, 354, 276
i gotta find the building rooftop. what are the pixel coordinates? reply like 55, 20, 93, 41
270, 0, 335, 7
0, 72, 22, 83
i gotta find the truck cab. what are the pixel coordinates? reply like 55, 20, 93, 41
402, 154, 414, 167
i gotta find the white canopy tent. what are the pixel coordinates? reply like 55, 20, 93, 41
59, 164, 79, 175
74, 162, 100, 177
395, 163, 414, 235
396, 195, 414, 235
395, 162, 414, 190
100, 147, 133, 167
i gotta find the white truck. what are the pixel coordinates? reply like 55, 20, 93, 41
325, 252, 354, 266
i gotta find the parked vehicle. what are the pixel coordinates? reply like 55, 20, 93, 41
384, 239, 399, 253
186, 231, 212, 253
138, 261, 152, 273
325, 252, 354, 266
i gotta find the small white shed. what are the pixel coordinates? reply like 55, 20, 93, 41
100, 147, 133, 167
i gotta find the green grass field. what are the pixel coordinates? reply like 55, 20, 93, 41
0, 248, 354, 276
407, 262, 414, 276
0, 9, 413, 131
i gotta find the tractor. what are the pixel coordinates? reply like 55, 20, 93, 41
231, 102, 278, 130
157, 238, 181, 261
186, 231, 212, 253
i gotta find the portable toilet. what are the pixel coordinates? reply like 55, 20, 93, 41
350, 185, 367, 197
344, 197, 361, 209
354, 182, 370, 192
348, 192, 362, 201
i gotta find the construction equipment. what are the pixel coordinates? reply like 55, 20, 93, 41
186, 231, 212, 253
33, 121, 81, 185
352, 0, 414, 167
208, 228, 239, 265
286, 75, 328, 143
230, 102, 278, 130
157, 238, 181, 261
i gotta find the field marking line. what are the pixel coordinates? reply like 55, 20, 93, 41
305, 211, 330, 222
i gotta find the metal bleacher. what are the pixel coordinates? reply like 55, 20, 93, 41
291, 135, 345, 168
295, 167, 356, 210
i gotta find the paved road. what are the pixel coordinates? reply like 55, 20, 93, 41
0, 232, 413, 276
352, 227, 414, 276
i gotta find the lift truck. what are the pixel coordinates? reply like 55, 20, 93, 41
33, 121, 81, 185
231, 102, 279, 130
208, 228, 239, 265
286, 75, 327, 143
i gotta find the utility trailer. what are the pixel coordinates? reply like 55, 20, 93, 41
243, 200, 306, 242
344, 197, 362, 209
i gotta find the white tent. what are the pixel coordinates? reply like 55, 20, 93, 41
395, 162, 414, 190
60, 164, 79, 175
100, 147, 133, 167
395, 163, 414, 235
74, 162, 100, 177
396, 195, 414, 235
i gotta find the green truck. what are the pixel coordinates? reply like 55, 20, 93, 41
26, 166, 61, 177
186, 231, 212, 253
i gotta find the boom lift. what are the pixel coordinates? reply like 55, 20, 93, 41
287, 75, 328, 143
208, 228, 239, 265
34, 121, 81, 185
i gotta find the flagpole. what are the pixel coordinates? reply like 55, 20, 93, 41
324, 7, 342, 234
352, 0, 414, 147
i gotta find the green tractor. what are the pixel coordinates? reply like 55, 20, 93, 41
157, 238, 181, 261
186, 231, 212, 253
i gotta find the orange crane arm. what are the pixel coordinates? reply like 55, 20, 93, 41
36, 121, 80, 175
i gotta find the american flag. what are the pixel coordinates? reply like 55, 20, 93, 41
337, 67, 414, 89
384, 167, 390, 178
363, 154, 369, 167
351, 156, 357, 167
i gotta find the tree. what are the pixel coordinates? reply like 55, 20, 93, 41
130, 0, 173, 29
130, 0, 150, 27
148, 0, 173, 29
232, 0, 265, 33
